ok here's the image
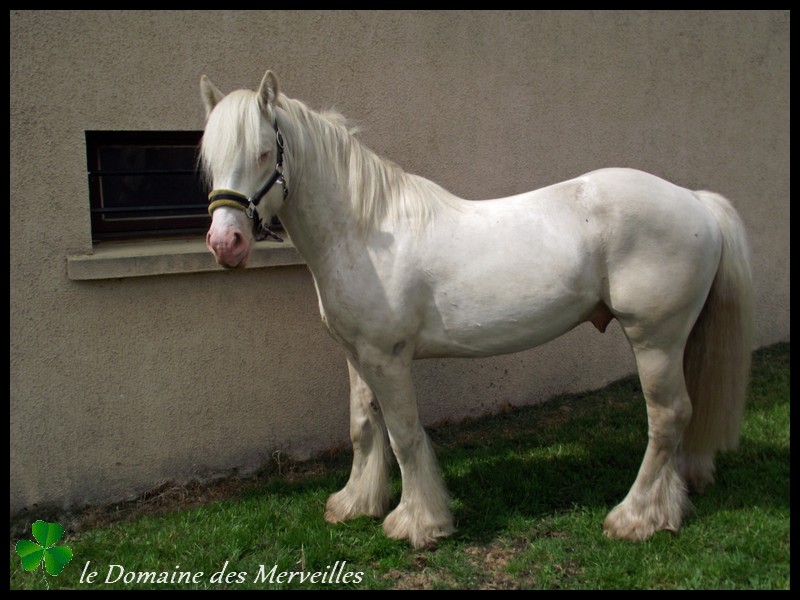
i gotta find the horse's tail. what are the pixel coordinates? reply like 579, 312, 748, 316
681, 190, 753, 487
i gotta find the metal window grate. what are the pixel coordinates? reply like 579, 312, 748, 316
86, 131, 211, 242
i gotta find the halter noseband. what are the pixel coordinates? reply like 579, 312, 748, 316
207, 120, 288, 242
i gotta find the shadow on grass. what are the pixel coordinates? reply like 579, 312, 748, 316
436, 420, 789, 546
431, 342, 790, 544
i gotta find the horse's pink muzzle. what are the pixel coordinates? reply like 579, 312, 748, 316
206, 226, 251, 269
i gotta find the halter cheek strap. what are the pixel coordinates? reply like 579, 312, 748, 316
207, 121, 288, 242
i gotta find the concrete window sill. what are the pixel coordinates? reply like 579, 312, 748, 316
67, 237, 304, 280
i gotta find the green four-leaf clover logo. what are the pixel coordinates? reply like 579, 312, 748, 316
16, 520, 73, 581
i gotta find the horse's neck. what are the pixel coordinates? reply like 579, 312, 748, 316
274, 104, 462, 279
275, 114, 359, 272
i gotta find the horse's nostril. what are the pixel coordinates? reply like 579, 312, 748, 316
206, 232, 218, 257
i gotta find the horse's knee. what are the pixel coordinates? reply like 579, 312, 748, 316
387, 427, 430, 465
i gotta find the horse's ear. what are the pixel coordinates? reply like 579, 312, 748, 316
200, 75, 225, 118
257, 70, 279, 112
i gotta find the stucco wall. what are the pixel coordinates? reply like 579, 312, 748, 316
10, 10, 789, 514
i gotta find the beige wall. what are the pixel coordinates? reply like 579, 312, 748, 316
10, 11, 789, 514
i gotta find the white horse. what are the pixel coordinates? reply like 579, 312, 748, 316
200, 70, 753, 548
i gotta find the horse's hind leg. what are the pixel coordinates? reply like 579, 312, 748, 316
357, 345, 454, 548
604, 338, 693, 541
325, 357, 391, 522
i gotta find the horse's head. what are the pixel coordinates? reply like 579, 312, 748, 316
200, 71, 287, 268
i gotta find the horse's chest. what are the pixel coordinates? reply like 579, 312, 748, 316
314, 287, 365, 354
316, 274, 416, 355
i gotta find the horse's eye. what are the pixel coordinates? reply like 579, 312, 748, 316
259, 152, 270, 163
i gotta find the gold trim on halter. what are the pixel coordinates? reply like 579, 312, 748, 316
207, 199, 248, 215
207, 189, 249, 215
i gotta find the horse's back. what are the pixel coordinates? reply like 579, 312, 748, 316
412, 168, 722, 357
427, 167, 720, 289
579, 168, 716, 232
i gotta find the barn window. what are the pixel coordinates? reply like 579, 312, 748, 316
86, 131, 210, 242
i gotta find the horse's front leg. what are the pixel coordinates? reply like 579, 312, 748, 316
357, 345, 455, 548
325, 357, 391, 523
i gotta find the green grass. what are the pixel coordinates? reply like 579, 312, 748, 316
10, 343, 789, 590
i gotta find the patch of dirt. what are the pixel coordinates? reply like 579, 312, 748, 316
385, 539, 539, 590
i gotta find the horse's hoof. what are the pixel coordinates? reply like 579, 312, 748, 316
382, 502, 455, 549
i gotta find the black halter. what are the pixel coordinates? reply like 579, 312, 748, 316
207, 120, 288, 242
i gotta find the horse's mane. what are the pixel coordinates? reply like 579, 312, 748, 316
202, 88, 459, 233
280, 94, 461, 233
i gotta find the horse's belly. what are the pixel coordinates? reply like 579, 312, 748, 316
415, 291, 596, 359
413, 198, 601, 358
